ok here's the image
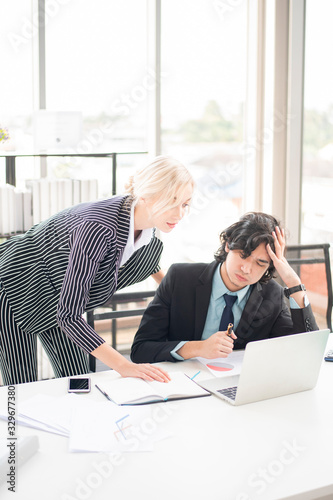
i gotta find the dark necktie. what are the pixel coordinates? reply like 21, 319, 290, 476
219, 294, 237, 331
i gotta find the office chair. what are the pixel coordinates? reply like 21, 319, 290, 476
284, 243, 332, 332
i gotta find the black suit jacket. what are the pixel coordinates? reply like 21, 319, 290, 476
131, 261, 319, 363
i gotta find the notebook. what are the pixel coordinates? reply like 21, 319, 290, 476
97, 372, 210, 405
197, 329, 330, 406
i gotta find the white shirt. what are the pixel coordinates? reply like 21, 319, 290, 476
120, 204, 153, 266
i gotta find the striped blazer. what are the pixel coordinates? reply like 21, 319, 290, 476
0, 195, 163, 353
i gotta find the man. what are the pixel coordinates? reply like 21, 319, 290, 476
131, 212, 318, 363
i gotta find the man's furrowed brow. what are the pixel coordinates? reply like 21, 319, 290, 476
258, 258, 270, 265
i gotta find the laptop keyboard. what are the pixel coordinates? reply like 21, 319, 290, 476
217, 386, 238, 400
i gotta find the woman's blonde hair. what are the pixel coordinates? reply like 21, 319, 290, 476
124, 155, 194, 214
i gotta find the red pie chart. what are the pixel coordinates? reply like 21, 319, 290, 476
206, 362, 234, 372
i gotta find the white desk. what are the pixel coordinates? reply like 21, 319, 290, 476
1, 336, 333, 500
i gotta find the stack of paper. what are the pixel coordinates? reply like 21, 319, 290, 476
69, 402, 168, 453
17, 393, 77, 436
0, 393, 171, 453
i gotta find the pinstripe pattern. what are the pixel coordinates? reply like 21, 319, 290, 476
0, 288, 37, 384
116, 235, 163, 290
0, 195, 163, 385
38, 327, 89, 379
0, 288, 89, 385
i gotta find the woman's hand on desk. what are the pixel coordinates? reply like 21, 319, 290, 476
91, 343, 170, 382
117, 360, 171, 383
177, 330, 237, 359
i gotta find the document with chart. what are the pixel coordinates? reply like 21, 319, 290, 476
196, 350, 245, 378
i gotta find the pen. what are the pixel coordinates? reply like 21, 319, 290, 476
227, 323, 234, 337
95, 384, 115, 403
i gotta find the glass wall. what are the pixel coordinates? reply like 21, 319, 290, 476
0, 1, 35, 150
43, 0, 149, 198
0, 0, 39, 186
301, 0, 333, 328
302, 0, 333, 246
160, 0, 247, 267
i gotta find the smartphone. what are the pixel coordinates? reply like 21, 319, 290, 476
68, 377, 91, 393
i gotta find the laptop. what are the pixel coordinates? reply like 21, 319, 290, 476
197, 329, 330, 406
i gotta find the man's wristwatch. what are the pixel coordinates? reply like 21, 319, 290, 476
283, 284, 306, 298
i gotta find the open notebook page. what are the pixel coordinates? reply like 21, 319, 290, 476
99, 372, 209, 405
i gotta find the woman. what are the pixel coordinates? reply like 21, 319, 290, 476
0, 155, 194, 385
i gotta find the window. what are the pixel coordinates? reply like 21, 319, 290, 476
44, 0, 150, 197
160, 0, 248, 266
0, 1, 39, 186
301, 0, 333, 328
302, 0, 333, 248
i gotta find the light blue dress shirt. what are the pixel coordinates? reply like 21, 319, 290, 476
171, 264, 306, 361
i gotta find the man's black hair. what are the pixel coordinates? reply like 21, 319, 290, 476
214, 212, 281, 283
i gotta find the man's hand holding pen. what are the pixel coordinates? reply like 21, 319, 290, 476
198, 325, 237, 359
226, 323, 234, 337
176, 324, 237, 360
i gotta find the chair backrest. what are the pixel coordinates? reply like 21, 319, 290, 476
284, 243, 332, 332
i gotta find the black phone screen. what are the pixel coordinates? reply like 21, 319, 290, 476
68, 377, 91, 392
